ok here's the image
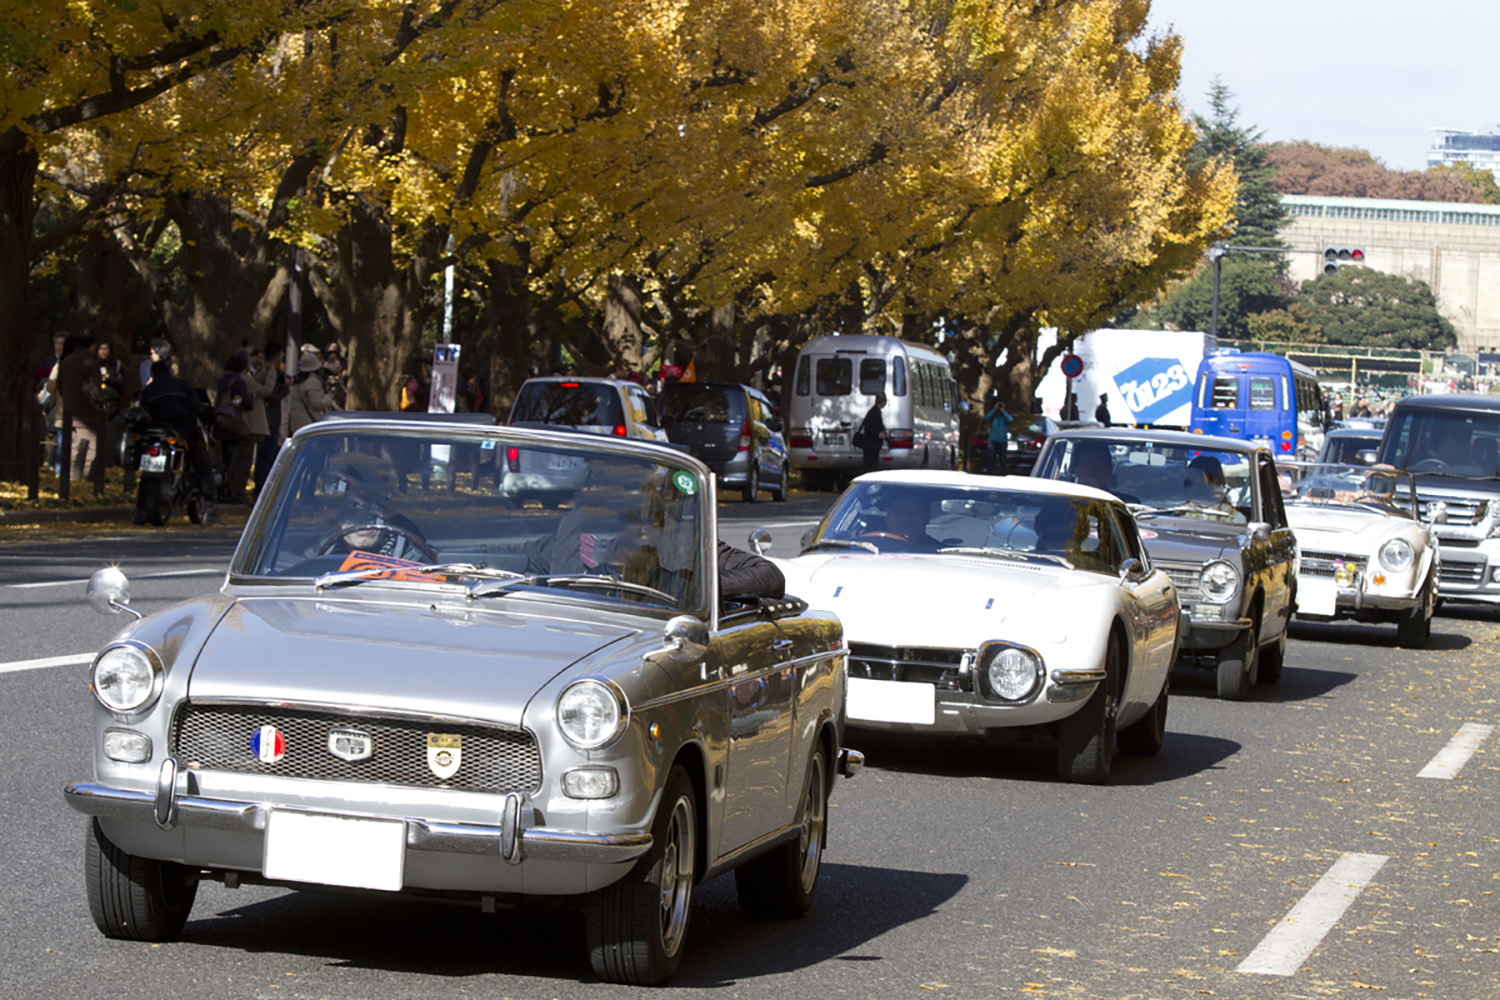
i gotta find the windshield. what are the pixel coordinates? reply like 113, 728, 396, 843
1278, 462, 1417, 519
804, 481, 1128, 575
1034, 437, 1252, 524
1379, 407, 1500, 478
510, 381, 625, 429
237, 427, 709, 614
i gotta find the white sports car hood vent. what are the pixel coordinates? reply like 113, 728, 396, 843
187, 597, 636, 727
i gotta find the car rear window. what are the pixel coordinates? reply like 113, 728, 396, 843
658, 386, 739, 423
510, 382, 625, 427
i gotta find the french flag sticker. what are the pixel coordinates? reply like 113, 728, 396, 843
250, 725, 286, 763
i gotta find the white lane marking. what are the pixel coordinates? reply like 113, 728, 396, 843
0, 652, 95, 675
9, 567, 223, 590
1237, 852, 1389, 976
1417, 722, 1493, 779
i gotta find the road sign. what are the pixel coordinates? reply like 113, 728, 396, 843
1060, 353, 1084, 378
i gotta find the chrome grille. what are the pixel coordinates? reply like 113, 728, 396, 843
847, 644, 964, 690
1300, 551, 1366, 578
1439, 561, 1486, 585
1418, 496, 1487, 525
172, 704, 542, 793
1157, 563, 1202, 602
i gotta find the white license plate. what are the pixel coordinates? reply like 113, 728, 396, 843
139, 453, 167, 473
823, 433, 846, 447
847, 677, 936, 725
548, 454, 582, 471
1298, 577, 1338, 617
263, 811, 405, 891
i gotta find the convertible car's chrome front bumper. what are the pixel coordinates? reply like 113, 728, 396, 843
64, 767, 652, 869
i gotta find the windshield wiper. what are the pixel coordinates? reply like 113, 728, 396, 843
315, 562, 522, 590
937, 546, 1029, 561
468, 573, 676, 606
1137, 505, 1239, 521
803, 538, 880, 555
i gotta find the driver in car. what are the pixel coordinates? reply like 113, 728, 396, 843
317, 454, 430, 561
874, 493, 944, 552
1183, 454, 1244, 522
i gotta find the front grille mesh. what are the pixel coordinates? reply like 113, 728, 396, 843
172, 704, 542, 793
1439, 561, 1485, 585
1158, 563, 1202, 602
1300, 552, 1366, 578
847, 643, 965, 689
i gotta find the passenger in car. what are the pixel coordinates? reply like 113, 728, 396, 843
882, 494, 944, 551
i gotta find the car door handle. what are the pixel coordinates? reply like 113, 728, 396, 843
771, 638, 794, 652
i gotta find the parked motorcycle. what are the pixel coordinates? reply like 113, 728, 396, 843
118, 406, 214, 526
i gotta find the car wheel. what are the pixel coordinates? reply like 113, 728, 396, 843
85, 818, 197, 941
1215, 615, 1258, 701
742, 465, 759, 503
1117, 675, 1168, 756
772, 463, 789, 502
1396, 575, 1434, 649
586, 766, 697, 985
141, 477, 167, 527
1257, 629, 1286, 685
735, 745, 827, 917
185, 491, 205, 524
1057, 638, 1119, 783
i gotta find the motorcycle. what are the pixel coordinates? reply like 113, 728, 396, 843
118, 406, 215, 526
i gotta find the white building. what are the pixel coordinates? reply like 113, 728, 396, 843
1426, 128, 1500, 175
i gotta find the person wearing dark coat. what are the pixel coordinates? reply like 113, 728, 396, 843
1094, 393, 1112, 427
857, 393, 888, 473
138, 359, 216, 523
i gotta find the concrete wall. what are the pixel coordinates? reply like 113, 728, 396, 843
1280, 195, 1500, 355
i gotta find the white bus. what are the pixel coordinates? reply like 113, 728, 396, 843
786, 334, 961, 488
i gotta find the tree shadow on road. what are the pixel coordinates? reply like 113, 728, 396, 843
174, 861, 967, 987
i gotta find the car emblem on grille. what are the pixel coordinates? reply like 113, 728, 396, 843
327, 728, 373, 762
250, 725, 286, 763
427, 733, 462, 779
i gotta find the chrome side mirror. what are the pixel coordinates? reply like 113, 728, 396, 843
748, 528, 772, 556
1355, 449, 1377, 466
87, 567, 143, 620
646, 615, 710, 665
1119, 557, 1145, 582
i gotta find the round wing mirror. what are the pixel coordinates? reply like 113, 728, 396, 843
657, 615, 709, 664
748, 528, 772, 556
86, 567, 140, 618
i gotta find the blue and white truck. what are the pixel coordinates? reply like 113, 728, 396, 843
1036, 329, 1217, 428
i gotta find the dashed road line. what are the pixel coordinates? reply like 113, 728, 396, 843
1237, 852, 1389, 976
1417, 722, 1493, 779
0, 653, 95, 675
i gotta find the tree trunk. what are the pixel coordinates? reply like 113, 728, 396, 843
0, 142, 40, 482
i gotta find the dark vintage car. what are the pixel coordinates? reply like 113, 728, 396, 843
1033, 428, 1297, 700
1319, 425, 1384, 464
64, 414, 859, 984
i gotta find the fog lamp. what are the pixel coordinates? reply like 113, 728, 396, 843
103, 729, 151, 763
1334, 561, 1357, 587
562, 767, 620, 799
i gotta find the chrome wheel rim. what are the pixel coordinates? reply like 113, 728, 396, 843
658, 795, 694, 957
797, 755, 826, 892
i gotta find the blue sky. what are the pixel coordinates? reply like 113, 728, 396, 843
1144, 2, 1498, 171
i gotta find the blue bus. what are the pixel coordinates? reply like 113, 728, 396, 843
1189, 352, 1330, 459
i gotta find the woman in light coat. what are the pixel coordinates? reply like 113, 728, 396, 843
287, 349, 337, 435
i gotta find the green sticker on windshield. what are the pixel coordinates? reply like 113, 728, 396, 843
672, 471, 698, 495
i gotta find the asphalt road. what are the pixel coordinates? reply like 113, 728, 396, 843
2, 494, 1498, 999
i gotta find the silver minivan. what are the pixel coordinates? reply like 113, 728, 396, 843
786, 335, 961, 489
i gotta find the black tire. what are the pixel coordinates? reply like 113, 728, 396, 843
1117, 676, 1168, 756
1396, 574, 1435, 649
1057, 639, 1119, 783
1215, 623, 1257, 701
735, 746, 828, 917
1257, 629, 1286, 685
586, 766, 697, 985
85, 818, 196, 941
141, 477, 167, 527
772, 463, 789, 502
742, 465, 759, 503
185, 491, 205, 525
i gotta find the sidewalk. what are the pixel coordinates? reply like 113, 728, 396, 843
1, 469, 247, 530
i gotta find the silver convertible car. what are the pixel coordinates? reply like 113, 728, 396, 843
64, 414, 859, 985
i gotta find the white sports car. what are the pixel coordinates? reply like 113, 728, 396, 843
1281, 462, 1439, 647
773, 471, 1180, 783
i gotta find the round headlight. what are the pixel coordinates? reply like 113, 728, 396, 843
1379, 537, 1414, 573
556, 680, 627, 750
985, 646, 1042, 702
92, 643, 161, 714
1199, 561, 1240, 604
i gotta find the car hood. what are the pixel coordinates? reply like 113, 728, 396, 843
1285, 505, 1395, 549
778, 553, 1112, 646
1130, 513, 1247, 564
186, 595, 638, 726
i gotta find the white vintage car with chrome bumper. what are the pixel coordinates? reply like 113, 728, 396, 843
1281, 462, 1438, 647
774, 471, 1179, 784
64, 416, 857, 985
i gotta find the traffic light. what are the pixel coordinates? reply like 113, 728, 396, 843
1321, 246, 1366, 275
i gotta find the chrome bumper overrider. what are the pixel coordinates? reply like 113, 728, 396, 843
63, 773, 652, 866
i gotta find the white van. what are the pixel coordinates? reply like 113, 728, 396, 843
786, 334, 961, 487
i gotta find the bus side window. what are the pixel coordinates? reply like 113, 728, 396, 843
893, 356, 908, 397
794, 356, 810, 396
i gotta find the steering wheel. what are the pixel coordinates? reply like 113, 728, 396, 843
313, 523, 439, 563
1410, 458, 1448, 472
858, 531, 907, 540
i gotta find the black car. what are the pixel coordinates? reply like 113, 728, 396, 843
969, 415, 1058, 475
657, 382, 790, 502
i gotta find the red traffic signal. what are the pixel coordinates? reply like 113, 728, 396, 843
1321, 246, 1366, 275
